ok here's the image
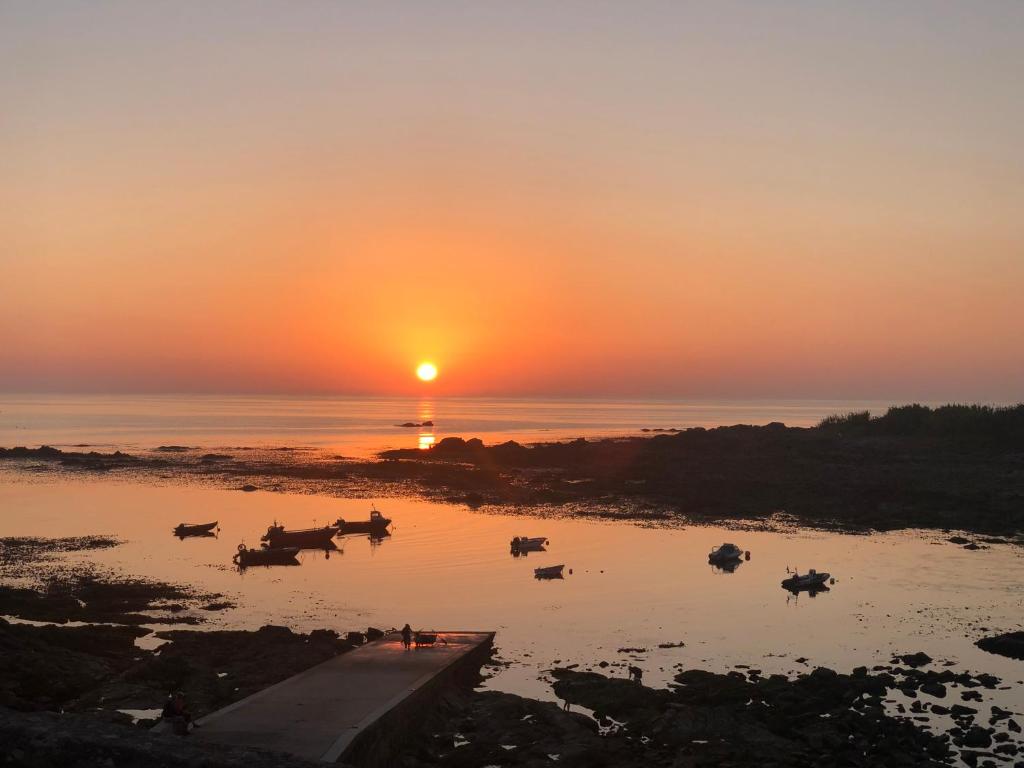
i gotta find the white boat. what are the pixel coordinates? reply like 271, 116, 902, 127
708, 543, 743, 563
781, 569, 831, 591
534, 564, 565, 579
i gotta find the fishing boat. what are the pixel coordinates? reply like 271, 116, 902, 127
534, 564, 565, 579
261, 523, 338, 549
708, 542, 743, 564
233, 545, 299, 567
781, 569, 831, 591
334, 508, 392, 535
511, 536, 548, 553
173, 521, 218, 537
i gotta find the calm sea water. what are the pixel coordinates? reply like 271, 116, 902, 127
0, 394, 899, 456
1, 478, 1022, 716
1, 394, 1021, 730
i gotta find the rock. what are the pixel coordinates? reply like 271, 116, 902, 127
365, 627, 385, 641
921, 681, 947, 698
962, 725, 993, 748
948, 536, 971, 545
977, 632, 1024, 661
951, 704, 979, 717
240, 484, 258, 492
896, 651, 933, 668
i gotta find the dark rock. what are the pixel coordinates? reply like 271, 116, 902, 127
962, 726, 993, 748
365, 627, 385, 641
952, 705, 979, 717
977, 632, 1024, 661
896, 651, 933, 668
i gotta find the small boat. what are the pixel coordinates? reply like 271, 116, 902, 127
261, 523, 338, 549
708, 543, 743, 564
335, 508, 392, 535
534, 564, 565, 579
173, 521, 218, 537
511, 536, 548, 553
781, 569, 831, 591
233, 545, 300, 567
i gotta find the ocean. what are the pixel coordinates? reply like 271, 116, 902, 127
0, 394, 898, 456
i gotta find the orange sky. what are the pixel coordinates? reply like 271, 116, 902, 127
1, 3, 1022, 398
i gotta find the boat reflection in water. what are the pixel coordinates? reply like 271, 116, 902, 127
233, 544, 300, 569
711, 559, 743, 574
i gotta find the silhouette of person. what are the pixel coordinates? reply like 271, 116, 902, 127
401, 623, 412, 650
161, 691, 197, 735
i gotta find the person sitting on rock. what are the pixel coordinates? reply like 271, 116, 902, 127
161, 691, 197, 735
401, 623, 413, 650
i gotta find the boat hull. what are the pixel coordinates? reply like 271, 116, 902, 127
781, 573, 831, 591
261, 527, 338, 549
174, 521, 217, 537
234, 547, 300, 567
534, 565, 565, 579
336, 519, 391, 535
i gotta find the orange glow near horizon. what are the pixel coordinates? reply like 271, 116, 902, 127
416, 363, 438, 383
1, 4, 1022, 399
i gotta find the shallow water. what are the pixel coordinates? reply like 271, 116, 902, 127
2, 475, 1021, 711
0, 394, 900, 457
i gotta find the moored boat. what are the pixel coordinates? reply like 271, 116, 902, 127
261, 523, 338, 549
335, 508, 392, 535
534, 564, 565, 579
174, 521, 218, 537
708, 542, 743, 564
233, 545, 299, 567
511, 536, 548, 553
781, 569, 831, 591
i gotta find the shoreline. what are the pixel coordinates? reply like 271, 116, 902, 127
2, 537, 1022, 767
3, 406, 1023, 763
3, 413, 1024, 535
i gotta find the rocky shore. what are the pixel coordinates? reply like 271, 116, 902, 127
404, 662, 1024, 768
4, 405, 1024, 534
3, 536, 1023, 767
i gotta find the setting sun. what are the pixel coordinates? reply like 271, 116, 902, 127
416, 362, 438, 382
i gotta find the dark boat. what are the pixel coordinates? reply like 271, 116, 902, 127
233, 545, 299, 568
781, 569, 831, 592
708, 542, 744, 565
534, 564, 565, 579
261, 523, 338, 549
335, 508, 391, 536
174, 521, 218, 537
511, 536, 548, 555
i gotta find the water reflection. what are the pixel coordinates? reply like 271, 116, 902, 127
417, 432, 435, 450
711, 560, 742, 574
3, 477, 1023, 708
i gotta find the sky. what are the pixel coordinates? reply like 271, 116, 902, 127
1, 1, 1022, 399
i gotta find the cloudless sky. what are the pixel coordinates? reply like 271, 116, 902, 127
2, 1, 1022, 398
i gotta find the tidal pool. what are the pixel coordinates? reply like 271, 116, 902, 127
1, 475, 1021, 712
